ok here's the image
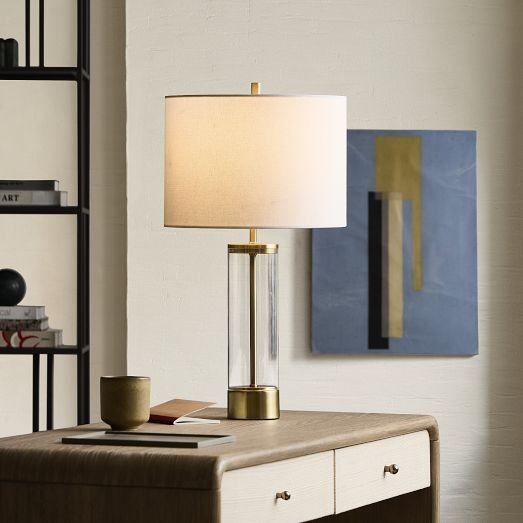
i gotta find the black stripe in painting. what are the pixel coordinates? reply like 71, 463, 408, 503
368, 192, 389, 349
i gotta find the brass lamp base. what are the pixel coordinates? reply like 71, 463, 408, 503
227, 386, 280, 420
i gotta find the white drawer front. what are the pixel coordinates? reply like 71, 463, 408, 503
335, 430, 430, 513
221, 451, 334, 523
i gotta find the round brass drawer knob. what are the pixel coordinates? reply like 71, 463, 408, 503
384, 464, 399, 475
276, 491, 291, 501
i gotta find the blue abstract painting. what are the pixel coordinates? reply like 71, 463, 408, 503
312, 130, 477, 355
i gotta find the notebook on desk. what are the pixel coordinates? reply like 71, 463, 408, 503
62, 431, 233, 448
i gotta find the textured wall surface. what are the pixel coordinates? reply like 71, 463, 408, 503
0, 0, 126, 435
126, 1, 523, 521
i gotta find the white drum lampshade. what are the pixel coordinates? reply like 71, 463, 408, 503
164, 86, 347, 420
164, 94, 347, 229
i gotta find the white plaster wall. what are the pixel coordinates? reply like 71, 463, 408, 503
0, 0, 126, 436
126, 1, 523, 521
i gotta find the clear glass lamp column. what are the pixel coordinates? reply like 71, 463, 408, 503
228, 241, 279, 419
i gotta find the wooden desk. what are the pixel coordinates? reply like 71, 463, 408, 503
0, 409, 439, 522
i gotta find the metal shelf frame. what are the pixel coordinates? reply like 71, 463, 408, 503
0, 66, 89, 81
0, 0, 90, 432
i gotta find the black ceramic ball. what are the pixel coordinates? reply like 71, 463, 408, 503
0, 269, 27, 306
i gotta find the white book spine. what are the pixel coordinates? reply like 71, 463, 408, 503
0, 190, 67, 206
0, 329, 63, 348
0, 306, 46, 320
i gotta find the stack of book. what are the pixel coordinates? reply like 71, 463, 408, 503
0, 180, 67, 206
0, 305, 63, 348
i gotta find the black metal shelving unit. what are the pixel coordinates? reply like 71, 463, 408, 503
0, 0, 90, 431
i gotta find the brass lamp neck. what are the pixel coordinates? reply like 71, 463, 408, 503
249, 81, 259, 246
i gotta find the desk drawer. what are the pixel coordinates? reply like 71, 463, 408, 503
335, 430, 430, 513
221, 451, 334, 523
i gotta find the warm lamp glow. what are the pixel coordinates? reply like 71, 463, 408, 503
164, 94, 347, 228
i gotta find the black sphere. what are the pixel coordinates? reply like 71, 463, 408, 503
0, 269, 27, 306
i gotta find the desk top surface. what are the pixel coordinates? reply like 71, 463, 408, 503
0, 409, 438, 490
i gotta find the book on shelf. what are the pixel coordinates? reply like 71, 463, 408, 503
0, 306, 46, 320
0, 190, 67, 206
0, 328, 63, 348
0, 180, 59, 191
0, 316, 49, 331
149, 399, 219, 425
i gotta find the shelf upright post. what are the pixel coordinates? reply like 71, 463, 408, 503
39, 0, 45, 67
76, 0, 90, 425
32, 355, 40, 432
25, 0, 30, 66
46, 354, 54, 429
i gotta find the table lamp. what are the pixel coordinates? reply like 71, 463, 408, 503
164, 83, 346, 419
